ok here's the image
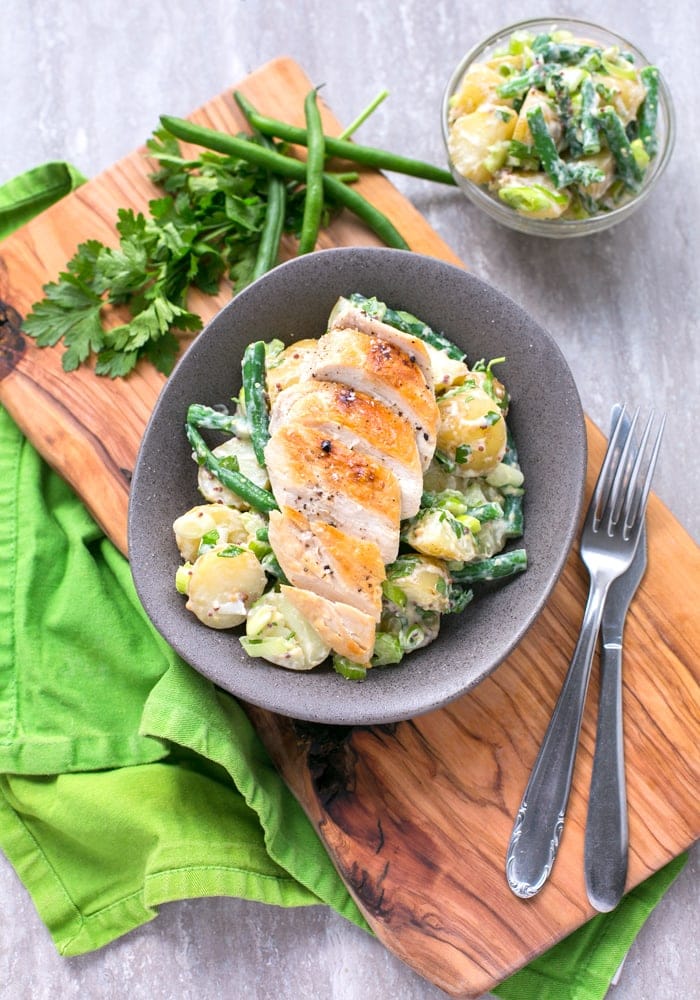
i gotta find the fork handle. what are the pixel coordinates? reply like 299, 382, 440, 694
506, 581, 608, 897
584, 639, 628, 911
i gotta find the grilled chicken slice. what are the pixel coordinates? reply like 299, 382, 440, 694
268, 507, 385, 620
308, 327, 439, 471
327, 297, 435, 393
269, 379, 423, 519
265, 338, 318, 405
264, 423, 401, 563
280, 585, 376, 664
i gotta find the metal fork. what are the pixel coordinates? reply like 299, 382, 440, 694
505, 404, 665, 899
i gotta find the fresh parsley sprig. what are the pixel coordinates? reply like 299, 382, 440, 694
23, 128, 304, 378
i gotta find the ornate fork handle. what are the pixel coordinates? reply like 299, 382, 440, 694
506, 578, 609, 897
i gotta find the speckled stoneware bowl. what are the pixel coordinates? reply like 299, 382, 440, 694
129, 247, 587, 725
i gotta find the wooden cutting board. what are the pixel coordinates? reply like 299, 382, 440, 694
1, 57, 698, 999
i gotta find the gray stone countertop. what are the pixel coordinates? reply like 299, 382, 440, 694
1, 1, 697, 998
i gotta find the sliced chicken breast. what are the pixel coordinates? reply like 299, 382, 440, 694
264, 423, 401, 563
327, 297, 435, 393
269, 379, 423, 519
308, 327, 439, 471
280, 585, 376, 664
268, 507, 385, 620
265, 338, 318, 405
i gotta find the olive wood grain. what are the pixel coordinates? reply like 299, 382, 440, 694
0, 56, 698, 1000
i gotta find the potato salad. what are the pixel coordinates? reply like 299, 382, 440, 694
173, 294, 527, 681
447, 25, 662, 219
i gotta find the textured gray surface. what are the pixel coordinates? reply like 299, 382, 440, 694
1, 1, 698, 998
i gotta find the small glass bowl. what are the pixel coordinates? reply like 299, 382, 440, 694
441, 18, 676, 237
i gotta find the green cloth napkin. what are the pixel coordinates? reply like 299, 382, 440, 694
0, 161, 687, 997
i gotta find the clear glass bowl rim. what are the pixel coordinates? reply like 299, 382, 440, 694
441, 17, 676, 237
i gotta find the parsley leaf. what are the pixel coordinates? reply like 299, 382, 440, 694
22, 128, 305, 378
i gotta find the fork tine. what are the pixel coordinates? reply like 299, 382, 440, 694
606, 407, 640, 531
624, 412, 666, 536
592, 404, 631, 527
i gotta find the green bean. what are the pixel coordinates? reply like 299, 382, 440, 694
338, 89, 389, 140
160, 115, 409, 249
447, 585, 473, 614
298, 89, 326, 255
503, 494, 524, 538
598, 107, 644, 190
322, 173, 409, 248
527, 106, 572, 188
497, 64, 547, 100
253, 170, 286, 279
233, 91, 288, 280
527, 107, 605, 188
580, 76, 601, 155
451, 549, 527, 583
185, 421, 278, 512
503, 428, 520, 467
550, 72, 582, 158
468, 502, 504, 523
232, 90, 456, 186
638, 66, 660, 156
187, 403, 243, 434
260, 551, 289, 583
347, 292, 465, 360
532, 40, 601, 65
241, 340, 270, 465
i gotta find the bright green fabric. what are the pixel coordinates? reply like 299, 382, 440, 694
0, 162, 688, 998
0, 411, 171, 772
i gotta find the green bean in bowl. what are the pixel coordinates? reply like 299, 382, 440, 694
442, 18, 675, 236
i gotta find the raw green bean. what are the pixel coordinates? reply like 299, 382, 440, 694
252, 170, 286, 279
338, 89, 389, 140
450, 549, 527, 583
233, 91, 288, 280
242, 340, 270, 465
322, 174, 409, 248
638, 66, 660, 156
298, 89, 326, 255
160, 115, 409, 249
598, 107, 644, 190
185, 421, 278, 512
232, 90, 456, 186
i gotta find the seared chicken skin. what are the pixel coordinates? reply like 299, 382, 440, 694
264, 423, 402, 564
327, 297, 436, 393
308, 326, 439, 471
263, 317, 440, 665
266, 338, 318, 406
268, 507, 385, 620
280, 585, 376, 664
269, 379, 423, 519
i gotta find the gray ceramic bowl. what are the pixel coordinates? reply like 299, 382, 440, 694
129, 247, 586, 725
